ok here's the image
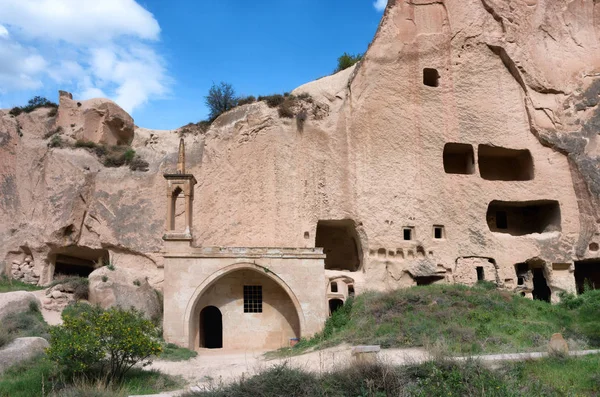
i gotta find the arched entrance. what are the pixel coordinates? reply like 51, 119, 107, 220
190, 266, 302, 350
199, 306, 222, 348
328, 299, 344, 315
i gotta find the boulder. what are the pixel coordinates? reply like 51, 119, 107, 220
0, 337, 49, 374
548, 333, 569, 355
88, 267, 161, 321
0, 291, 40, 322
55, 91, 135, 146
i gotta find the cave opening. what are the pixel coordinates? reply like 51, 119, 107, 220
315, 220, 362, 272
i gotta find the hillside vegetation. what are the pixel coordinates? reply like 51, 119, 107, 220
185, 355, 600, 397
289, 283, 600, 355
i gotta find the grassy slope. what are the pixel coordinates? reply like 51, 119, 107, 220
0, 276, 44, 293
290, 283, 593, 355
0, 356, 183, 397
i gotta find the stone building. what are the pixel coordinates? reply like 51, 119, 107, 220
162, 140, 327, 350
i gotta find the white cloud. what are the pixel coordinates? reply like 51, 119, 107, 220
0, 0, 160, 44
0, 0, 168, 113
373, 0, 387, 12
0, 39, 46, 92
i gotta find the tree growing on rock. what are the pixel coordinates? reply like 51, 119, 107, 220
334, 52, 363, 73
205, 82, 238, 121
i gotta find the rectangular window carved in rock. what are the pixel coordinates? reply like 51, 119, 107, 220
243, 285, 262, 313
443, 143, 475, 174
423, 68, 440, 87
478, 145, 534, 181
487, 201, 561, 236
433, 226, 444, 239
403, 227, 414, 241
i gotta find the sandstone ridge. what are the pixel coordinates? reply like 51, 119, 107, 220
0, 0, 599, 302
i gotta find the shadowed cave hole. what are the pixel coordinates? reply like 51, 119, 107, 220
328, 299, 344, 316
423, 68, 440, 87
443, 143, 475, 175
315, 220, 362, 272
51, 246, 109, 278
415, 276, 445, 286
575, 260, 600, 294
486, 200, 561, 236
478, 145, 534, 181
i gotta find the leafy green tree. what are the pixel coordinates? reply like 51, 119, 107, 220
205, 82, 238, 120
334, 52, 363, 73
47, 303, 162, 383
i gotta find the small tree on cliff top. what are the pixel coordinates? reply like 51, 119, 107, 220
205, 82, 238, 121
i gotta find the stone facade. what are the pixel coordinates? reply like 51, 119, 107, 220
162, 247, 326, 350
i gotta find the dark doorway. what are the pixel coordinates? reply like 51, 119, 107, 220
476, 267, 485, 281
574, 260, 600, 294
200, 306, 223, 349
329, 299, 344, 315
532, 269, 551, 302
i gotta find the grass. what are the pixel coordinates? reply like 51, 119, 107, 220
0, 355, 184, 397
279, 283, 595, 356
158, 343, 198, 362
0, 274, 44, 293
182, 355, 600, 397
0, 301, 49, 348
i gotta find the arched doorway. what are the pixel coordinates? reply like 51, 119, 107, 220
199, 306, 222, 349
191, 268, 301, 350
329, 299, 344, 315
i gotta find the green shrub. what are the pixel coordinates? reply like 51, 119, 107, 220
259, 94, 285, 108
8, 107, 22, 117
106, 262, 116, 271
237, 96, 256, 106
47, 304, 162, 383
334, 52, 363, 73
123, 148, 136, 162
277, 101, 295, 118
205, 82, 238, 120
22, 96, 58, 113
48, 134, 64, 148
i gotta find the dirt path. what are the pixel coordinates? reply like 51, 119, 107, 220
148, 346, 600, 396
149, 345, 429, 392
31, 289, 63, 325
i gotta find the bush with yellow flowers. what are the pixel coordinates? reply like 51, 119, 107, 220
47, 303, 162, 383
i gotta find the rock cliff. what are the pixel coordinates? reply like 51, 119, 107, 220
1, 0, 599, 299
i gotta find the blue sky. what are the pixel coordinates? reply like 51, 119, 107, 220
0, 1, 385, 130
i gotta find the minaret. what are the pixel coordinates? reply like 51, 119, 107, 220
177, 138, 185, 174
163, 138, 197, 242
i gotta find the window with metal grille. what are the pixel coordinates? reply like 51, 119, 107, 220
243, 285, 262, 313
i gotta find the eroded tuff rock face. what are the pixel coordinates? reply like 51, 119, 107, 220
1, 0, 599, 300
55, 91, 135, 146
